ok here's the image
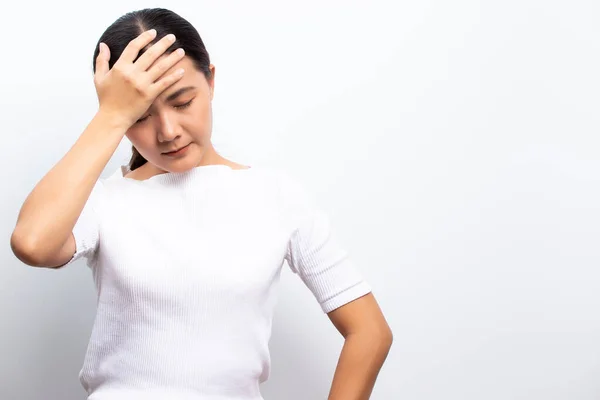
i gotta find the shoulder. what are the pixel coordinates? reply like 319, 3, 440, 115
248, 166, 306, 195
232, 165, 314, 209
261, 168, 319, 218
274, 169, 314, 200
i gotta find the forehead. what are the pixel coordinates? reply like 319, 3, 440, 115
154, 55, 200, 78
154, 57, 207, 100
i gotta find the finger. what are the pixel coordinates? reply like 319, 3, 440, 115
134, 33, 177, 72
116, 29, 157, 66
95, 43, 110, 79
149, 68, 185, 98
145, 48, 185, 83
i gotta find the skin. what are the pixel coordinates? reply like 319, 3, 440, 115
123, 55, 249, 181
326, 293, 393, 399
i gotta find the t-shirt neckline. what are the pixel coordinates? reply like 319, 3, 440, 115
118, 164, 253, 184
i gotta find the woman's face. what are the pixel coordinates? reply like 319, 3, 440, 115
125, 55, 216, 174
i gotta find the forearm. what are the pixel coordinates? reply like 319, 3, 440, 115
327, 331, 393, 400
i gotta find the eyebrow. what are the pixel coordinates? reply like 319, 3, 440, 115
165, 86, 197, 102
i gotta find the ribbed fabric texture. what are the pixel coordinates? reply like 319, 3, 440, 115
66, 164, 372, 400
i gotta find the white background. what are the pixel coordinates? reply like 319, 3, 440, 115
1, 0, 599, 399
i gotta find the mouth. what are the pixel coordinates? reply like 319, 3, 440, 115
162, 143, 191, 157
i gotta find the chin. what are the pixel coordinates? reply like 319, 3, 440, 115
155, 143, 207, 173
162, 159, 196, 174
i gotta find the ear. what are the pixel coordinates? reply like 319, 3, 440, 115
208, 64, 216, 100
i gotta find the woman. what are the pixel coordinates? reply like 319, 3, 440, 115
10, 8, 393, 400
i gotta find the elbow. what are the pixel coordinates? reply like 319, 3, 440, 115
10, 230, 51, 268
374, 323, 394, 354
11, 232, 38, 267
378, 325, 394, 351
351, 323, 393, 352
375, 326, 394, 362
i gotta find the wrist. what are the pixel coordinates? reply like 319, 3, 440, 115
95, 108, 134, 132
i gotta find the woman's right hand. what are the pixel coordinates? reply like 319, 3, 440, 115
94, 29, 186, 129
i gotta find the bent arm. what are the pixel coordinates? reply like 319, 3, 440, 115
10, 111, 126, 267
327, 293, 394, 399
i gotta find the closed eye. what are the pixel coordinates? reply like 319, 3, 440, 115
135, 99, 195, 124
175, 99, 194, 110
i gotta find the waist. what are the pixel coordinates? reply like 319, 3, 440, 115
87, 388, 264, 400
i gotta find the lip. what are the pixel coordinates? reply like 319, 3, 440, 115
162, 143, 191, 157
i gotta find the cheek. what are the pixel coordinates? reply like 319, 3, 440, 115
125, 128, 154, 150
192, 101, 210, 121
185, 102, 212, 135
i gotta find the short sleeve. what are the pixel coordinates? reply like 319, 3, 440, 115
280, 172, 372, 313
61, 179, 105, 269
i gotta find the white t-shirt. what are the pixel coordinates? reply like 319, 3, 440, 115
67, 163, 371, 400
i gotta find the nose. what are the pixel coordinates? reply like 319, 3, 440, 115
156, 111, 180, 143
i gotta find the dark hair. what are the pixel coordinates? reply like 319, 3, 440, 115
92, 8, 212, 172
